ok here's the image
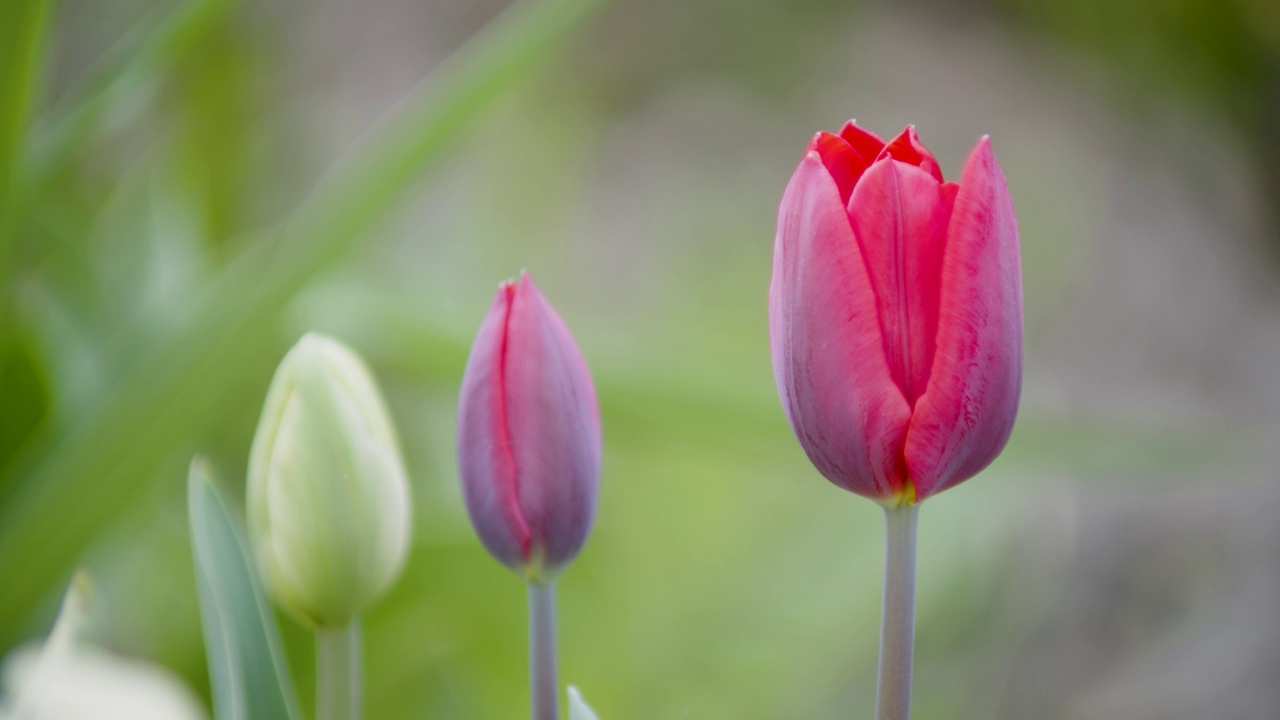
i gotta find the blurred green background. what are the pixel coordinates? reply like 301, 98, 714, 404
3, 0, 1280, 717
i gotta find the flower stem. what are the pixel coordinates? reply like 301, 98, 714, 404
317, 620, 362, 720
528, 580, 559, 720
875, 504, 919, 720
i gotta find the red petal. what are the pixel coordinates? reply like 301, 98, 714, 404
848, 158, 953, 408
904, 137, 1022, 499
839, 120, 887, 167
878, 126, 944, 183
769, 151, 912, 501
809, 131, 868, 205
457, 281, 531, 566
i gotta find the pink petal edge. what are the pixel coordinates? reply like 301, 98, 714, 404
904, 137, 1022, 499
770, 151, 913, 500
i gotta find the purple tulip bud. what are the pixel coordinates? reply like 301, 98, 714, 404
457, 272, 601, 581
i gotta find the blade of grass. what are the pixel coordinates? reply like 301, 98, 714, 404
189, 457, 302, 720
0, 0, 50, 328
0, 0, 607, 647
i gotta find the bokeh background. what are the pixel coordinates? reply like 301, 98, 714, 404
3, 0, 1280, 717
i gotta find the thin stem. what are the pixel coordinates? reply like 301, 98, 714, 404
528, 580, 559, 720
875, 504, 919, 720
316, 620, 362, 720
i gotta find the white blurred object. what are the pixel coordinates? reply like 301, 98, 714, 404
0, 573, 207, 720
568, 685, 600, 720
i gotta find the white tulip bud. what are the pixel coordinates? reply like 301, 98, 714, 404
247, 333, 411, 628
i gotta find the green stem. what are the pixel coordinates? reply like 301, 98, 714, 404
875, 504, 919, 720
528, 580, 558, 720
316, 620, 361, 720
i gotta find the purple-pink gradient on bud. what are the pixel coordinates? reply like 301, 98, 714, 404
457, 271, 601, 581
769, 122, 1023, 506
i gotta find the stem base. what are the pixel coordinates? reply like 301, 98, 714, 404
317, 621, 361, 720
875, 504, 919, 720
528, 581, 559, 720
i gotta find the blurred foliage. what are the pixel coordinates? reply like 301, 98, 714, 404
981, 0, 1280, 253
0, 0, 1274, 718
0, 0, 604, 645
988, 0, 1280, 129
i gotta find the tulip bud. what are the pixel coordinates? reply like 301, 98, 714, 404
770, 122, 1022, 505
247, 333, 411, 627
457, 272, 601, 582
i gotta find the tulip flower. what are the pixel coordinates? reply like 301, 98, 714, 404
248, 333, 411, 720
770, 121, 1022, 506
769, 122, 1022, 720
457, 272, 601, 720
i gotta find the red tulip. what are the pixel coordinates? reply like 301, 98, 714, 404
457, 272, 601, 580
769, 122, 1022, 505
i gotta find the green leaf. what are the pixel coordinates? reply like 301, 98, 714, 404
0, 0, 48, 188
568, 686, 601, 720
0, 338, 48, 478
0, 0, 50, 330
188, 457, 302, 720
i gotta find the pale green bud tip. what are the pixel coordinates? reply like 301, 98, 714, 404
247, 333, 411, 628
44, 571, 94, 660
1, 573, 207, 720
568, 686, 601, 720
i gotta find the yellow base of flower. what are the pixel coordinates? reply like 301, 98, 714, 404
879, 481, 918, 509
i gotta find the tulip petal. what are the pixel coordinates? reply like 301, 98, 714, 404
770, 151, 912, 500
503, 274, 601, 571
810, 132, 868, 205
905, 137, 1022, 499
878, 126, 944, 183
839, 120, 887, 167
457, 284, 532, 568
848, 158, 953, 407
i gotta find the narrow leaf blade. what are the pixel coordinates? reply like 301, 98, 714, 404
188, 457, 301, 720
